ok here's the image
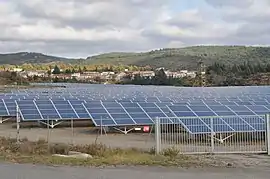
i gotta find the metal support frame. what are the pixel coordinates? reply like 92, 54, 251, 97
0, 117, 12, 124
209, 117, 235, 144
39, 120, 63, 128
208, 133, 236, 143
113, 126, 135, 134
98, 117, 107, 136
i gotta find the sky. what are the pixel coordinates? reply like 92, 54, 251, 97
0, 0, 269, 58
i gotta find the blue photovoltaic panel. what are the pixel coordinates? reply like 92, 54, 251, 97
52, 100, 78, 119
0, 100, 9, 116
246, 105, 269, 115
253, 101, 269, 105
84, 101, 116, 126
179, 118, 211, 133
35, 100, 61, 119
17, 100, 43, 121
2, 85, 268, 133
103, 102, 136, 125
70, 102, 91, 119
157, 97, 173, 102
4, 99, 17, 116
189, 105, 211, 112
140, 103, 167, 119
218, 101, 237, 105
201, 118, 234, 132
121, 102, 153, 125
146, 97, 160, 102
167, 105, 197, 117
227, 105, 256, 116
203, 100, 221, 105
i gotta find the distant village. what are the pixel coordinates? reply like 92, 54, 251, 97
9, 67, 197, 84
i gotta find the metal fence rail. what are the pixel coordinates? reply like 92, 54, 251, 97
155, 114, 270, 155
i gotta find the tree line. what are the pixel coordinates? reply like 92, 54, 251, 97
120, 62, 270, 87
118, 69, 192, 86
206, 62, 270, 86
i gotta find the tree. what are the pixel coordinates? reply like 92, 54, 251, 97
153, 69, 167, 85
78, 67, 83, 74
10, 72, 18, 81
65, 69, 72, 74
52, 65, 61, 74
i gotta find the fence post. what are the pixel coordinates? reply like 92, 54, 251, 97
100, 116, 103, 135
155, 117, 161, 155
266, 114, 270, 155
16, 104, 20, 143
210, 117, 215, 153
71, 119, 74, 145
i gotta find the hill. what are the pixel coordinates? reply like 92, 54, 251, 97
1, 46, 270, 70
0, 52, 69, 64
86, 46, 270, 70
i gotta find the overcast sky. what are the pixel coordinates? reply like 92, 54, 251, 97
0, 0, 269, 58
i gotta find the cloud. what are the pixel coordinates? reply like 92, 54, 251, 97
0, 0, 269, 58
205, 0, 254, 8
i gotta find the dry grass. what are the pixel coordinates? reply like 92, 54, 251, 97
162, 146, 181, 160
0, 137, 220, 167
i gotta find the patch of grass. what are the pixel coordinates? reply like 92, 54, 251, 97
0, 137, 219, 167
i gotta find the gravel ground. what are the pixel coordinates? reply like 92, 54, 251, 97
0, 124, 156, 149
1, 163, 270, 179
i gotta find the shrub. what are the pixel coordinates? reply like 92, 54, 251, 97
162, 146, 180, 159
49, 143, 69, 155
149, 147, 156, 155
71, 143, 108, 157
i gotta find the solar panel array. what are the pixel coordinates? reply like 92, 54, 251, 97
1, 84, 270, 134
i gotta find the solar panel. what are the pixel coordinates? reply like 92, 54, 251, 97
146, 97, 160, 102
179, 118, 211, 133
84, 102, 116, 126
121, 102, 153, 125
201, 118, 234, 132
71, 104, 91, 119
253, 101, 270, 105
2, 85, 269, 132
4, 99, 17, 116
51, 100, 79, 119
35, 100, 61, 120
0, 100, 9, 116
17, 100, 43, 121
